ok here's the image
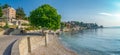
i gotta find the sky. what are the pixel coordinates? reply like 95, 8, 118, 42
0, 0, 120, 27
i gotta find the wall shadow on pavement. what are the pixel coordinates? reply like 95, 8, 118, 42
3, 40, 17, 55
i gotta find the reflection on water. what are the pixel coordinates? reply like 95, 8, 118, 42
60, 28, 120, 55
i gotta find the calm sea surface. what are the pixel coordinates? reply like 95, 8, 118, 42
59, 28, 120, 55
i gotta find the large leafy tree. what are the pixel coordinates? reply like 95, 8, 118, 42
16, 7, 26, 19
29, 4, 61, 30
0, 5, 3, 17
2, 4, 10, 9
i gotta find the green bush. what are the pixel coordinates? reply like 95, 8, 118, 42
3, 23, 9, 29
21, 23, 30, 26
25, 26, 41, 31
0, 28, 3, 32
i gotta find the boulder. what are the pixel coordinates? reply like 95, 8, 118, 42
4, 28, 26, 35
4, 28, 14, 35
10, 29, 26, 35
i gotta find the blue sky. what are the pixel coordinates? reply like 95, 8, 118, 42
0, 0, 120, 27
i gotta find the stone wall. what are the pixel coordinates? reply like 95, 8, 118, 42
19, 35, 49, 55
19, 37, 28, 55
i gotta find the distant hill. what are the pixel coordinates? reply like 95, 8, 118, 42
104, 26, 120, 28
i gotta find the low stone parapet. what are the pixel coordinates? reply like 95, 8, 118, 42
19, 35, 49, 55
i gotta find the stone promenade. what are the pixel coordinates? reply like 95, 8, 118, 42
0, 35, 20, 55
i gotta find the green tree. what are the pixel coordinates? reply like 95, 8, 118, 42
24, 16, 28, 20
2, 4, 10, 9
61, 22, 65, 28
16, 7, 26, 19
29, 4, 61, 30
0, 5, 3, 17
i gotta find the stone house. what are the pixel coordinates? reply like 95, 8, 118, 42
2, 7, 16, 22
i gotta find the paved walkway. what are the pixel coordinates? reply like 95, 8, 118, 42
0, 36, 20, 55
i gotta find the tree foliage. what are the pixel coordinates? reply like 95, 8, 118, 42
16, 7, 26, 19
0, 6, 3, 17
61, 22, 65, 29
29, 4, 61, 30
2, 4, 10, 9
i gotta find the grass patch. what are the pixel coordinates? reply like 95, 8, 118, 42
21, 23, 30, 26
24, 26, 40, 31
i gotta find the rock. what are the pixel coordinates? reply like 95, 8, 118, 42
4, 28, 14, 35
10, 29, 26, 35
4, 28, 26, 35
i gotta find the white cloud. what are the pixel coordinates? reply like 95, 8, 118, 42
99, 12, 120, 18
98, 12, 120, 26
99, 12, 112, 16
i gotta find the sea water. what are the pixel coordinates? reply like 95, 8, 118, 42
59, 28, 120, 55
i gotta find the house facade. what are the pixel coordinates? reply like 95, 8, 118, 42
2, 7, 16, 22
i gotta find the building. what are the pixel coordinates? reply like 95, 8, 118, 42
2, 7, 16, 22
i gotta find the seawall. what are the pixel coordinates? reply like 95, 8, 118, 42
18, 34, 77, 55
